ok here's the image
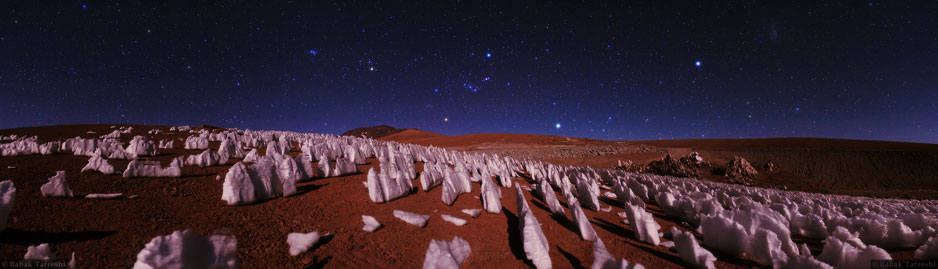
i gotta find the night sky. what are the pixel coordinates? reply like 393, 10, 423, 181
2, 1, 937, 143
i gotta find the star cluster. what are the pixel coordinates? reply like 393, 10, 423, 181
1, 1, 936, 143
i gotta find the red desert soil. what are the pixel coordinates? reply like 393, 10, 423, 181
0, 124, 928, 268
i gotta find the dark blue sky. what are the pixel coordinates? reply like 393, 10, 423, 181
2, 1, 937, 143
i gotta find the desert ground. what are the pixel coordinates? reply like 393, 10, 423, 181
0, 124, 934, 268
372, 127, 938, 200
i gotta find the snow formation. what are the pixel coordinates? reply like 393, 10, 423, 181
123, 158, 183, 178
515, 184, 552, 269
915, 235, 938, 259
569, 198, 597, 241
671, 227, 716, 269
536, 179, 564, 216
625, 204, 660, 246
133, 229, 238, 269
332, 157, 359, 176
422, 236, 471, 269
441, 214, 467, 226
184, 136, 209, 150
394, 210, 430, 227
462, 209, 482, 218
0, 180, 14, 231
419, 162, 443, 191
591, 236, 644, 269
24, 243, 56, 260
85, 193, 122, 199
81, 154, 115, 174
362, 215, 383, 232
287, 231, 322, 256
480, 175, 502, 214
367, 167, 412, 203
185, 149, 229, 167
125, 136, 158, 158
40, 171, 73, 198
217, 139, 245, 158
220, 157, 307, 205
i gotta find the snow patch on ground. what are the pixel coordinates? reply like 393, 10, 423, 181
362, 215, 383, 232
287, 231, 322, 256
394, 210, 430, 227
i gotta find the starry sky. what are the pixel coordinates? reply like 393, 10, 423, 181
1, 1, 937, 143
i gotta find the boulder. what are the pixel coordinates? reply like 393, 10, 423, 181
725, 156, 758, 184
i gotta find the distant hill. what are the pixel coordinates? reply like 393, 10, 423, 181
378, 129, 445, 141
341, 125, 417, 139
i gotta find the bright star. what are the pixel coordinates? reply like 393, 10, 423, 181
695, 61, 701, 66
82, 4, 87, 8
486, 53, 492, 58
555, 123, 561, 129
444, 117, 449, 122
608, 116, 612, 120
309, 49, 317, 55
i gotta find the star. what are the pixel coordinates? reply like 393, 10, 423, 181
309, 50, 317, 55
486, 53, 492, 58
695, 61, 701, 67
555, 123, 561, 129
82, 4, 87, 8
443, 117, 449, 122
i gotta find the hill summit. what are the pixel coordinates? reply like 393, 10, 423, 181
341, 125, 412, 139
